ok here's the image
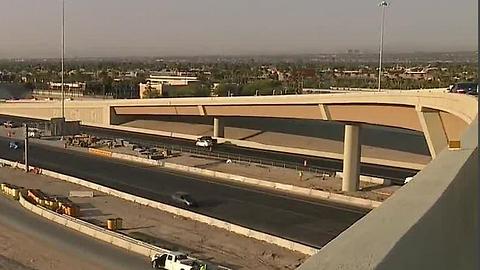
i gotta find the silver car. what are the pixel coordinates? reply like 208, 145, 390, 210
171, 192, 198, 207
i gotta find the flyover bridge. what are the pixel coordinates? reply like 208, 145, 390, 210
0, 91, 476, 192
0, 91, 477, 268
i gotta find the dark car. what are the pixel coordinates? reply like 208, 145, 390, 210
171, 192, 198, 207
448, 82, 478, 95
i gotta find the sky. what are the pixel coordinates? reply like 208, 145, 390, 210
0, 0, 477, 58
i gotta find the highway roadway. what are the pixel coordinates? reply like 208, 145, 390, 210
0, 136, 366, 248
0, 194, 151, 270
82, 126, 418, 182
0, 115, 419, 182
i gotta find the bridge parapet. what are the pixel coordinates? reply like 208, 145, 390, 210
297, 118, 478, 270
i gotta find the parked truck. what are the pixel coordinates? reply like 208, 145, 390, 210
151, 252, 208, 270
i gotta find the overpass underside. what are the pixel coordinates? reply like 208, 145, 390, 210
111, 102, 468, 158
0, 92, 475, 183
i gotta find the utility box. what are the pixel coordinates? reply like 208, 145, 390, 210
49, 118, 80, 136
50, 117, 66, 136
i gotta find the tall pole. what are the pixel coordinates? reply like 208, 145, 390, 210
61, 0, 65, 119
378, 1, 388, 92
24, 124, 29, 172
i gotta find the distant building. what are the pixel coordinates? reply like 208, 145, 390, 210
139, 74, 199, 98
399, 69, 435, 81
48, 82, 86, 92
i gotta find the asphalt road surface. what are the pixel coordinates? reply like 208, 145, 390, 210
0, 115, 418, 182
0, 195, 151, 270
0, 136, 366, 248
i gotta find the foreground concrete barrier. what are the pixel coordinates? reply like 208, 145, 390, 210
0, 158, 317, 255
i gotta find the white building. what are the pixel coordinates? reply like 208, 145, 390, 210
48, 82, 86, 92
139, 74, 199, 98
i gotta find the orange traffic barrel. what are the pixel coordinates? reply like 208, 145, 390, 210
107, 218, 117, 230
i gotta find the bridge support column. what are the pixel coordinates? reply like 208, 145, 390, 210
213, 117, 224, 138
342, 124, 361, 192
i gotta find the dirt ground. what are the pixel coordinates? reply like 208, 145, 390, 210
0, 220, 106, 270
0, 166, 307, 270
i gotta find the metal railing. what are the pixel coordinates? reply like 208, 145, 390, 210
119, 138, 337, 177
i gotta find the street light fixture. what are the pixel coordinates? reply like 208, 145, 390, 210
378, 1, 388, 92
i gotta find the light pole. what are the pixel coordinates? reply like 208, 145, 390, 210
24, 124, 29, 172
61, 0, 65, 119
378, 1, 388, 92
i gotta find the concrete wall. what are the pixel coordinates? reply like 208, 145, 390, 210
0, 101, 110, 124
297, 119, 478, 270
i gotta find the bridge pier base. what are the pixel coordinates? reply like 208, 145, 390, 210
342, 124, 361, 192
213, 117, 225, 138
